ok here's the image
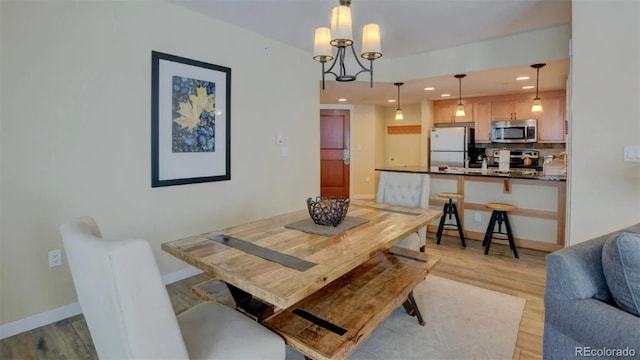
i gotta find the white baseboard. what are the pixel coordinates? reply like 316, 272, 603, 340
0, 266, 204, 340
161, 265, 203, 285
0, 302, 82, 340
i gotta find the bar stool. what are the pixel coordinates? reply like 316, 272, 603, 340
483, 202, 519, 258
435, 192, 466, 247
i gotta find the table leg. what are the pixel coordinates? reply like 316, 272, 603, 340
226, 283, 275, 322
401, 291, 426, 326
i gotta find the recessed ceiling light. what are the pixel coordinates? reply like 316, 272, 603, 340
441, 93, 451, 97
387, 99, 396, 103
338, 98, 347, 102
516, 76, 530, 81
522, 85, 534, 89
424, 87, 435, 91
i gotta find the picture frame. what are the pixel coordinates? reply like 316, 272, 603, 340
151, 51, 231, 187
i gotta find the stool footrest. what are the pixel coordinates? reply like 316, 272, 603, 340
435, 200, 466, 247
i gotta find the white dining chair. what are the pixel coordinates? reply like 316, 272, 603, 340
376, 172, 431, 251
60, 216, 285, 360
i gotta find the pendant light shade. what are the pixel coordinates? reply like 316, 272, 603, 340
454, 74, 466, 117
531, 63, 546, 112
330, 5, 353, 46
394, 82, 404, 121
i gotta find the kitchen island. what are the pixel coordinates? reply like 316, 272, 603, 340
376, 166, 566, 252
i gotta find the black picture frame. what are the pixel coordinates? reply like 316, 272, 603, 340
151, 51, 231, 187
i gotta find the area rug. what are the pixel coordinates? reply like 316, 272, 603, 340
285, 275, 526, 360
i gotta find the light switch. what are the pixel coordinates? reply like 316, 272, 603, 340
281, 147, 289, 157
623, 145, 640, 163
276, 135, 284, 145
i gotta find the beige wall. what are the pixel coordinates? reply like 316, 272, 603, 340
568, 0, 640, 244
2, 0, 639, 335
376, 25, 571, 82
421, 100, 436, 167
385, 103, 423, 167
0, 1, 318, 326
350, 104, 377, 198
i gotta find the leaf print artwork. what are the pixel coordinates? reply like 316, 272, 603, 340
172, 76, 217, 153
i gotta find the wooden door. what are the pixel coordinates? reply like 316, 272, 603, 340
320, 109, 350, 198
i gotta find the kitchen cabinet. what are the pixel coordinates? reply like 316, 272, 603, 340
491, 98, 534, 120
432, 91, 566, 144
537, 95, 566, 142
473, 102, 492, 142
434, 100, 473, 123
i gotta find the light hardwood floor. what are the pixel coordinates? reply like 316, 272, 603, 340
0, 235, 547, 360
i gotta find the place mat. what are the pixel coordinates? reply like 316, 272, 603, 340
285, 216, 369, 237
208, 235, 317, 271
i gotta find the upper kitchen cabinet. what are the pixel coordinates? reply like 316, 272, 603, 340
537, 93, 566, 143
491, 97, 534, 120
434, 100, 473, 123
473, 102, 492, 142
433, 91, 566, 144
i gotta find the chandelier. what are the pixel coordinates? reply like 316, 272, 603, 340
313, 0, 382, 89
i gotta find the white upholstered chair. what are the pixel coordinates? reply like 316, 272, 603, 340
376, 172, 431, 251
60, 216, 285, 360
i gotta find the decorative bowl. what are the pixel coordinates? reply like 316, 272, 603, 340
306, 196, 350, 227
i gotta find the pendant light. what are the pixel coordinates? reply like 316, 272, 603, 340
394, 82, 404, 121
454, 74, 466, 117
531, 63, 546, 112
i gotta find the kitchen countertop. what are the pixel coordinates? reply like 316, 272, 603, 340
376, 166, 567, 182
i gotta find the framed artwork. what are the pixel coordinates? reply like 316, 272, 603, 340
151, 51, 231, 187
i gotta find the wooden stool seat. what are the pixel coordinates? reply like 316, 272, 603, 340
483, 202, 519, 258
438, 192, 464, 200
485, 202, 516, 211
436, 193, 466, 247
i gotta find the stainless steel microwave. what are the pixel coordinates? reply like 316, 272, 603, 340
490, 119, 537, 143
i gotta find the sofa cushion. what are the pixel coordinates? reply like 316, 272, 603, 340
601, 232, 640, 317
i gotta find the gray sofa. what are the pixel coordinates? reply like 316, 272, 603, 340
544, 223, 640, 359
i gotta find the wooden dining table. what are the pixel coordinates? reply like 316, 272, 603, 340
162, 199, 442, 359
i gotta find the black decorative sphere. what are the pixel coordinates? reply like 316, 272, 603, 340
306, 196, 350, 227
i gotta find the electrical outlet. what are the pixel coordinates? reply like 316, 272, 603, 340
48, 249, 62, 268
474, 212, 482, 223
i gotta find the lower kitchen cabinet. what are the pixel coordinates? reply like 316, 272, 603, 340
428, 173, 566, 251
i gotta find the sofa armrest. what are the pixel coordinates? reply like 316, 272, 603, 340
545, 298, 640, 351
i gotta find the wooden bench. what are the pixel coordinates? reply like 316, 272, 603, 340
262, 246, 440, 360
191, 278, 236, 307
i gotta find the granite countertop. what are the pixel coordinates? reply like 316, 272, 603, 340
375, 166, 567, 182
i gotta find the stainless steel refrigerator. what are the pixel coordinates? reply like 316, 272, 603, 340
430, 127, 475, 168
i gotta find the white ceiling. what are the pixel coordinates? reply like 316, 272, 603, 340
171, 0, 571, 106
